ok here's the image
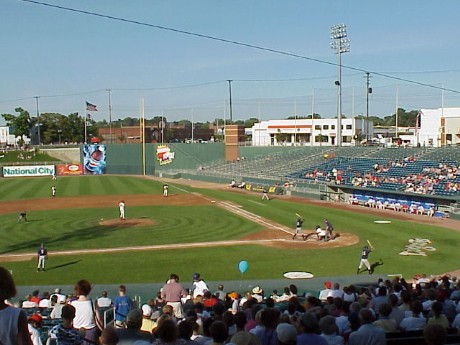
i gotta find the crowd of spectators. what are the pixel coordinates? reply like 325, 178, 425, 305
4, 267, 460, 345
303, 157, 460, 197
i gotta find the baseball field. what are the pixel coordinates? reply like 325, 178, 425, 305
0, 174, 459, 286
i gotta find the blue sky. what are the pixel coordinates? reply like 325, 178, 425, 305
1, 0, 460, 125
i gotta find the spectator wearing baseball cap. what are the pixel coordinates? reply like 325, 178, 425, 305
115, 308, 152, 344
192, 273, 209, 299
28, 313, 43, 345
318, 281, 333, 301
141, 304, 157, 333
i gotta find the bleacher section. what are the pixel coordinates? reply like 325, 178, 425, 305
288, 156, 460, 198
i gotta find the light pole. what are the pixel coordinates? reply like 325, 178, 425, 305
227, 80, 233, 123
330, 24, 350, 147
365, 72, 372, 140
34, 96, 41, 145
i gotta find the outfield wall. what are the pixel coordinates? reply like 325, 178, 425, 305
99, 143, 225, 175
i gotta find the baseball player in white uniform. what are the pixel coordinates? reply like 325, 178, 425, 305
119, 200, 125, 220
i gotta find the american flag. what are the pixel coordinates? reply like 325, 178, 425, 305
86, 101, 98, 111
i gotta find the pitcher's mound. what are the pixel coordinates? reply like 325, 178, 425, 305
99, 218, 154, 228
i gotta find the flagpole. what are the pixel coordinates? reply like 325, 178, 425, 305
84, 105, 87, 144
140, 98, 146, 176
107, 89, 113, 143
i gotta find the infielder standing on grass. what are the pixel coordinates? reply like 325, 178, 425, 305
357, 245, 372, 274
119, 200, 125, 220
292, 216, 304, 240
51, 185, 56, 197
163, 184, 169, 197
37, 243, 47, 272
18, 210, 28, 223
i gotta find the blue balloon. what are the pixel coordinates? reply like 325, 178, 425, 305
238, 260, 249, 274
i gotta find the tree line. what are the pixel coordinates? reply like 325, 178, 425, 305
1, 107, 419, 145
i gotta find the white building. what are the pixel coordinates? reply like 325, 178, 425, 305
0, 126, 29, 147
251, 118, 373, 146
419, 107, 460, 147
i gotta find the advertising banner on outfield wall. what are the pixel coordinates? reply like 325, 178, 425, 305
57, 164, 83, 176
82, 144, 106, 175
244, 183, 284, 195
2, 165, 55, 178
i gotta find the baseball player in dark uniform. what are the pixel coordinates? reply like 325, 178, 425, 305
18, 210, 28, 223
324, 218, 334, 240
37, 243, 48, 272
357, 245, 372, 274
292, 217, 304, 240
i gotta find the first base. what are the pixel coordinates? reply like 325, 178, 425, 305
211, 200, 216, 203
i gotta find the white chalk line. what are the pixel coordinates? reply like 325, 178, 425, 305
0, 238, 294, 261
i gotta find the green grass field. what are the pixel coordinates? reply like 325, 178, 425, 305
0, 175, 459, 286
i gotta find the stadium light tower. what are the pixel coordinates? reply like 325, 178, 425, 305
330, 23, 350, 147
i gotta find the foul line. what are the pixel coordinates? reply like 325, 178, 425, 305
0, 238, 293, 262
217, 201, 293, 235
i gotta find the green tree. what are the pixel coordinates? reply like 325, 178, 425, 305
66, 113, 85, 143
383, 108, 419, 128
287, 113, 322, 119
1, 107, 31, 138
243, 117, 260, 128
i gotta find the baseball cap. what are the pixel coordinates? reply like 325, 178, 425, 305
228, 291, 239, 299
29, 313, 43, 325
193, 273, 200, 281
141, 304, 152, 317
276, 323, 297, 344
126, 309, 143, 325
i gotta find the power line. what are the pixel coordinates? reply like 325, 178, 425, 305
20, 0, 460, 95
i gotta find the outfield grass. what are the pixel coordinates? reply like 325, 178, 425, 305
1, 175, 459, 285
